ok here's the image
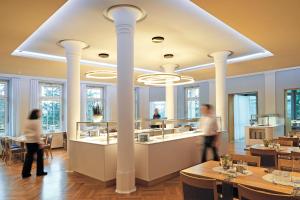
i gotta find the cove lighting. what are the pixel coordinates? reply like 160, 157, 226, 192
175, 51, 273, 73
11, 49, 160, 74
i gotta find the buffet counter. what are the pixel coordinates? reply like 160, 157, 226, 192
69, 130, 201, 186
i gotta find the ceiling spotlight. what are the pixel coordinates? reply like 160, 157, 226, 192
164, 54, 174, 59
98, 53, 109, 58
152, 36, 164, 43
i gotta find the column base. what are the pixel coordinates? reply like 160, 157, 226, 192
115, 170, 136, 194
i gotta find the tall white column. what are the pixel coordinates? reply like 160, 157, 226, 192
106, 5, 144, 194
210, 51, 231, 130
162, 64, 176, 120
60, 40, 88, 170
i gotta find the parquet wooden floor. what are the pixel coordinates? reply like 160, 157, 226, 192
0, 141, 243, 200
0, 150, 182, 200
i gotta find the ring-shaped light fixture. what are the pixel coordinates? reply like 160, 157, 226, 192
137, 73, 181, 84
85, 70, 117, 79
137, 73, 194, 86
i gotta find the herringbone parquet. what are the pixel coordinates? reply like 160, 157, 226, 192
0, 141, 243, 200
0, 150, 182, 200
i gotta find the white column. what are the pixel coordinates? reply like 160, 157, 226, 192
264, 71, 276, 114
210, 51, 231, 130
60, 40, 88, 170
107, 5, 144, 194
162, 64, 176, 120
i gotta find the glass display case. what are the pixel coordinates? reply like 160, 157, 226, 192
76, 121, 118, 144
76, 116, 222, 144
250, 114, 284, 126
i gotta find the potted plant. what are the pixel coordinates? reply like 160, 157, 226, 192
263, 139, 269, 147
92, 103, 103, 122
220, 154, 232, 170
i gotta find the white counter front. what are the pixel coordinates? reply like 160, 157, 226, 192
69, 131, 202, 185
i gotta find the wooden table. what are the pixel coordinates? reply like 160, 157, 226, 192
182, 160, 300, 195
251, 144, 300, 154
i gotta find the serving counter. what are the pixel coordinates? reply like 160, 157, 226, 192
69, 118, 224, 186
69, 130, 201, 186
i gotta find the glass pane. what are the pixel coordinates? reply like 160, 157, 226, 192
149, 101, 166, 119
0, 82, 7, 96
41, 100, 61, 131
187, 100, 200, 118
41, 84, 62, 97
296, 90, 300, 119
0, 98, 6, 135
87, 87, 103, 99
187, 88, 199, 98
86, 99, 104, 122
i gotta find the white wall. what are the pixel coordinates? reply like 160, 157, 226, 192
1, 66, 300, 135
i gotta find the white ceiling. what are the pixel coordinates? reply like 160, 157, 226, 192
13, 0, 271, 73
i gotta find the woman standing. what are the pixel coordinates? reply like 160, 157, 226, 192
22, 109, 47, 178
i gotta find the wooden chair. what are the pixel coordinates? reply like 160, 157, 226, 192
180, 171, 219, 200
279, 137, 299, 147
0, 137, 7, 161
277, 140, 293, 147
250, 148, 277, 168
278, 158, 300, 172
44, 134, 53, 159
238, 184, 293, 200
231, 154, 261, 167
4, 139, 25, 165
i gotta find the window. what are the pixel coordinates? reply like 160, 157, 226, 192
185, 87, 200, 118
286, 89, 300, 120
86, 86, 104, 122
39, 83, 64, 132
0, 81, 8, 136
149, 101, 166, 119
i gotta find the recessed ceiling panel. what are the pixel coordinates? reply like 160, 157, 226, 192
13, 0, 271, 72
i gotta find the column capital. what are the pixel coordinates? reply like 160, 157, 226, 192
105, 5, 146, 26
209, 50, 233, 61
161, 63, 178, 73
58, 40, 88, 54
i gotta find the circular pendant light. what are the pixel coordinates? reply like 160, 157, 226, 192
137, 73, 194, 86
137, 73, 180, 84
85, 70, 117, 80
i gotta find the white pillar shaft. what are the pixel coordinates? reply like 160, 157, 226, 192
163, 65, 176, 120
166, 85, 174, 119
211, 51, 231, 130
61, 40, 87, 171
111, 7, 138, 194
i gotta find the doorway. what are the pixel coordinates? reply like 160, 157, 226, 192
228, 92, 258, 142
284, 89, 300, 134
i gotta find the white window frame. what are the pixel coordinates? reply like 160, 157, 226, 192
39, 82, 64, 132
0, 80, 8, 136
86, 86, 105, 122
184, 87, 200, 119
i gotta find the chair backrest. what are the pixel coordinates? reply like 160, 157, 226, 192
250, 148, 277, 168
180, 172, 218, 200
46, 135, 53, 146
279, 137, 299, 147
231, 154, 261, 167
238, 184, 293, 200
278, 158, 300, 172
278, 140, 293, 147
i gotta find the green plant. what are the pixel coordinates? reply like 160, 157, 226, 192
263, 139, 269, 147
